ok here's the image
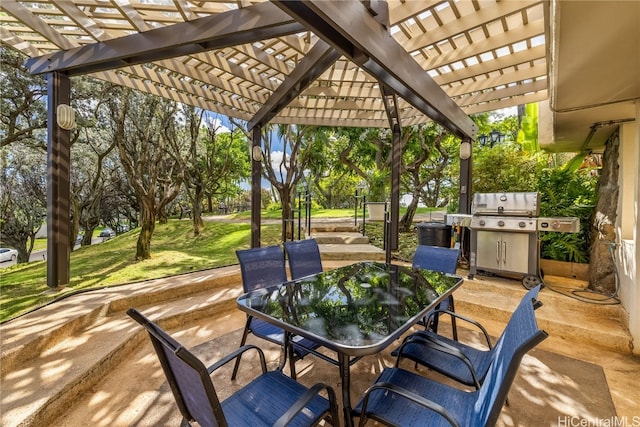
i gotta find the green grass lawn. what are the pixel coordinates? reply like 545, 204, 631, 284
0, 208, 439, 322
0, 220, 282, 322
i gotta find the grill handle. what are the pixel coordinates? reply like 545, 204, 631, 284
503, 241, 507, 264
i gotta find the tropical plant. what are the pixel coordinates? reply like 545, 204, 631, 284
537, 167, 596, 263
517, 103, 540, 152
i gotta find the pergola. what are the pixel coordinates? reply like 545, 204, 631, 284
0, 0, 557, 287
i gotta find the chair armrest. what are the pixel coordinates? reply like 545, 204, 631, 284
359, 381, 460, 427
399, 334, 481, 389
273, 382, 338, 427
425, 310, 493, 349
206, 344, 267, 376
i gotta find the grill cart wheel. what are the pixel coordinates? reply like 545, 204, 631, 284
522, 274, 543, 290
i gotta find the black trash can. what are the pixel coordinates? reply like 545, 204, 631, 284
416, 222, 452, 248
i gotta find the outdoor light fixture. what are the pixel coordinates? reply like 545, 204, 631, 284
459, 141, 472, 160
489, 129, 505, 146
56, 104, 75, 130
251, 145, 263, 162
477, 130, 505, 147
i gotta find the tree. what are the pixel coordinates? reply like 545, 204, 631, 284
174, 105, 205, 235
0, 47, 47, 149
399, 124, 451, 231
233, 122, 326, 239
70, 78, 119, 247
265, 125, 327, 239
306, 127, 358, 209
109, 88, 185, 260
332, 127, 393, 202
200, 119, 250, 213
0, 144, 46, 262
471, 142, 543, 194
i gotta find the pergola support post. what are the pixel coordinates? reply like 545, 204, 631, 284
390, 123, 401, 252
46, 71, 71, 288
459, 139, 473, 214
251, 126, 262, 248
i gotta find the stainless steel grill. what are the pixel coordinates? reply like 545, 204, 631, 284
467, 192, 579, 288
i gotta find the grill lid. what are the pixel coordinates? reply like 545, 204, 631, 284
471, 192, 540, 217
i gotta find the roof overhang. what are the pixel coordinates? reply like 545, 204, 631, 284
541, 0, 640, 153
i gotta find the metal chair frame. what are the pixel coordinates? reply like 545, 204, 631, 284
127, 308, 339, 427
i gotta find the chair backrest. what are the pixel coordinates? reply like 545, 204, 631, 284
127, 308, 226, 427
284, 239, 323, 279
473, 285, 547, 427
412, 245, 460, 274
236, 245, 288, 292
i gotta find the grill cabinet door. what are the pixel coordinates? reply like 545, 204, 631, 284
475, 231, 501, 270
500, 232, 530, 274
475, 231, 530, 274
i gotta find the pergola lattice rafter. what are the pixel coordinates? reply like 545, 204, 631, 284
1, 0, 548, 129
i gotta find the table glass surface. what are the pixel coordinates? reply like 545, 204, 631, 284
236, 261, 462, 352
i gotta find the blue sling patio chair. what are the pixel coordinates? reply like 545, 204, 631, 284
412, 245, 461, 340
284, 239, 323, 280
354, 284, 547, 427
127, 308, 339, 427
393, 285, 542, 390
232, 245, 321, 380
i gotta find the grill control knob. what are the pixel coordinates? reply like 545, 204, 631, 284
498, 220, 505, 227
519, 221, 526, 228
479, 220, 486, 226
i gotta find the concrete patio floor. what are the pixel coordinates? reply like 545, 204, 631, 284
2, 260, 639, 426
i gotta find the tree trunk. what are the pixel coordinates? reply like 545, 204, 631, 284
400, 190, 420, 232
136, 199, 155, 260
192, 182, 204, 236
281, 188, 293, 241
81, 226, 95, 246
70, 197, 81, 249
157, 209, 168, 224
588, 129, 619, 293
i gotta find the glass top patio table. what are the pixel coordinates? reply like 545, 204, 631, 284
236, 261, 463, 357
236, 261, 463, 427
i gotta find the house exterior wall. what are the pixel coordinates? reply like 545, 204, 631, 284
617, 103, 639, 356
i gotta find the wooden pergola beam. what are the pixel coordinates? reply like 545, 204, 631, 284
249, 39, 341, 130
25, 2, 304, 76
272, 0, 477, 140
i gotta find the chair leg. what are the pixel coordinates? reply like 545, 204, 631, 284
449, 296, 458, 341
429, 312, 440, 334
286, 335, 297, 380
231, 321, 251, 380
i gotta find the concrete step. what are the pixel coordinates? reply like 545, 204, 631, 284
453, 273, 633, 354
313, 232, 370, 245
318, 243, 386, 261
310, 223, 360, 233
0, 268, 243, 427
0, 267, 241, 378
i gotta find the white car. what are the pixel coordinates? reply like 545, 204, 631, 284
0, 248, 18, 262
